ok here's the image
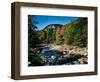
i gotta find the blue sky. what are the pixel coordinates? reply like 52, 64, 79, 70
31, 15, 78, 30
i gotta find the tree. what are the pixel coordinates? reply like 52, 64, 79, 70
63, 23, 75, 45
38, 30, 47, 43
63, 18, 87, 47
68, 18, 88, 47
52, 28, 56, 43
28, 15, 43, 66
56, 27, 63, 45
28, 15, 40, 48
28, 47, 43, 66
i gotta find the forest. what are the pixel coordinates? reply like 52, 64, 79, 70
28, 15, 88, 66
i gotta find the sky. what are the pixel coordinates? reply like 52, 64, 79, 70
30, 15, 78, 30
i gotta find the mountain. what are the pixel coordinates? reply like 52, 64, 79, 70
43, 24, 63, 30
38, 18, 87, 47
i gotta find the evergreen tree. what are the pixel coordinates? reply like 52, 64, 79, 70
28, 15, 42, 66
56, 27, 63, 44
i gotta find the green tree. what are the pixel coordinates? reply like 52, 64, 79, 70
73, 18, 87, 47
63, 18, 87, 47
28, 47, 43, 66
28, 15, 43, 66
28, 15, 41, 48
52, 28, 56, 43
56, 27, 63, 45
63, 23, 75, 45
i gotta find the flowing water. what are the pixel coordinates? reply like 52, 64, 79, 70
39, 44, 87, 66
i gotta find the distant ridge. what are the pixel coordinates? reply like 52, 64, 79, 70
44, 24, 63, 30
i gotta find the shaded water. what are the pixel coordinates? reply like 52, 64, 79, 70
40, 45, 87, 65
41, 47, 61, 65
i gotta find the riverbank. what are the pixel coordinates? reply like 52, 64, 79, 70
46, 44, 87, 57
39, 44, 88, 65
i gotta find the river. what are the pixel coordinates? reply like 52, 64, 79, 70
38, 44, 88, 66
41, 47, 62, 65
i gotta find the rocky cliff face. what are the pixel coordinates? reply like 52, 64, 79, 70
44, 24, 63, 30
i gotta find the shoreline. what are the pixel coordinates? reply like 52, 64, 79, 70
45, 44, 87, 57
